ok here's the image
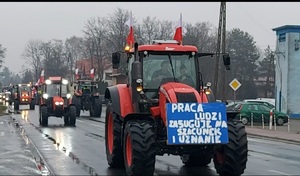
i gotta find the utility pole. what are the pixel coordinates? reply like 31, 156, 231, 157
213, 2, 226, 101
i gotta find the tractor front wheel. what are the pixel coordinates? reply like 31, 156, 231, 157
213, 120, 248, 176
123, 121, 156, 176
105, 102, 123, 168
93, 98, 102, 117
40, 106, 48, 126
69, 106, 76, 126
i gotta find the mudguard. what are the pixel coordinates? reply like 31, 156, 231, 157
105, 84, 133, 117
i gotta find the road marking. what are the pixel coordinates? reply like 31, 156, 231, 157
76, 119, 100, 128
268, 170, 291, 175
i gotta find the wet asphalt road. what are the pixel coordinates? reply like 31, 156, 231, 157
10, 105, 300, 175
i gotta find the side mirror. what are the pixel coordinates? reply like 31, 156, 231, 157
112, 52, 121, 69
223, 54, 230, 70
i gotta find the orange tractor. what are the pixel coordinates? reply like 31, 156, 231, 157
11, 83, 35, 110
104, 41, 248, 176
38, 76, 76, 126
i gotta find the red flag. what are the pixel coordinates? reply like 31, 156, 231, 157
90, 68, 95, 79
125, 12, 134, 48
38, 69, 45, 85
173, 13, 183, 44
75, 68, 79, 80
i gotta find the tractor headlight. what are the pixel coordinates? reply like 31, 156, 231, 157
62, 79, 68, 85
204, 89, 211, 95
43, 93, 49, 99
55, 102, 63, 105
66, 93, 71, 99
45, 80, 52, 85
136, 85, 143, 92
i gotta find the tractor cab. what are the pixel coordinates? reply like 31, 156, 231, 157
110, 40, 230, 112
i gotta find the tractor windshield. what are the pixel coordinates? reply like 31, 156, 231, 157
46, 84, 68, 97
143, 53, 196, 90
20, 86, 30, 92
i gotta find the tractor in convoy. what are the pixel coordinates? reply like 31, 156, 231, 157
72, 73, 103, 118
38, 76, 76, 126
10, 83, 35, 110
104, 40, 248, 176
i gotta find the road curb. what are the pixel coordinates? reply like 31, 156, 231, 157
247, 133, 300, 145
10, 115, 55, 176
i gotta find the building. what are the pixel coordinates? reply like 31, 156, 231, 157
273, 25, 300, 118
75, 57, 113, 86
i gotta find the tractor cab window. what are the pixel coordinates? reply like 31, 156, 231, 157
46, 84, 68, 97
20, 86, 30, 92
143, 54, 196, 88
143, 53, 196, 98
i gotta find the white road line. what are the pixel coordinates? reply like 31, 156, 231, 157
76, 119, 100, 128
268, 170, 291, 175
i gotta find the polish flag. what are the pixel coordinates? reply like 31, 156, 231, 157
125, 11, 134, 48
173, 13, 184, 44
37, 69, 45, 85
75, 68, 79, 80
40, 69, 44, 83
90, 68, 95, 79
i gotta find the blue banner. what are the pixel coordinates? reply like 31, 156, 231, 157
166, 103, 228, 145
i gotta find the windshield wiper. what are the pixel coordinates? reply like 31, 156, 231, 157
168, 54, 177, 82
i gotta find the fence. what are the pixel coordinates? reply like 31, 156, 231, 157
238, 112, 290, 132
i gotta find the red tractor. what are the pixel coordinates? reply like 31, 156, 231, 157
38, 76, 77, 126
11, 83, 35, 110
105, 40, 248, 176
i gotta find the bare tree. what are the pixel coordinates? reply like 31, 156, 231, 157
22, 40, 44, 82
106, 8, 131, 52
140, 16, 160, 44
82, 16, 109, 81
41, 39, 68, 77
158, 20, 174, 40
0, 44, 7, 69
65, 36, 85, 81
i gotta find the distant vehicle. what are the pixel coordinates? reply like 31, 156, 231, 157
236, 102, 288, 126
243, 99, 275, 108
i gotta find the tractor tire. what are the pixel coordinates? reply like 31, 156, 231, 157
40, 106, 48, 126
72, 96, 81, 117
30, 100, 35, 110
14, 100, 19, 110
105, 102, 124, 168
181, 149, 213, 167
69, 106, 77, 126
123, 121, 156, 176
64, 115, 70, 126
213, 120, 248, 176
93, 98, 102, 118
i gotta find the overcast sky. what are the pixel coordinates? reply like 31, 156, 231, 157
0, 2, 299, 74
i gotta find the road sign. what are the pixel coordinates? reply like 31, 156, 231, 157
229, 78, 241, 91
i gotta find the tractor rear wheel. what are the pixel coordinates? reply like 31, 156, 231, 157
64, 115, 70, 126
181, 148, 213, 166
105, 102, 124, 168
69, 106, 76, 126
93, 97, 102, 117
40, 106, 48, 126
14, 100, 19, 110
213, 120, 248, 176
123, 121, 156, 176
72, 96, 81, 117
30, 100, 35, 110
